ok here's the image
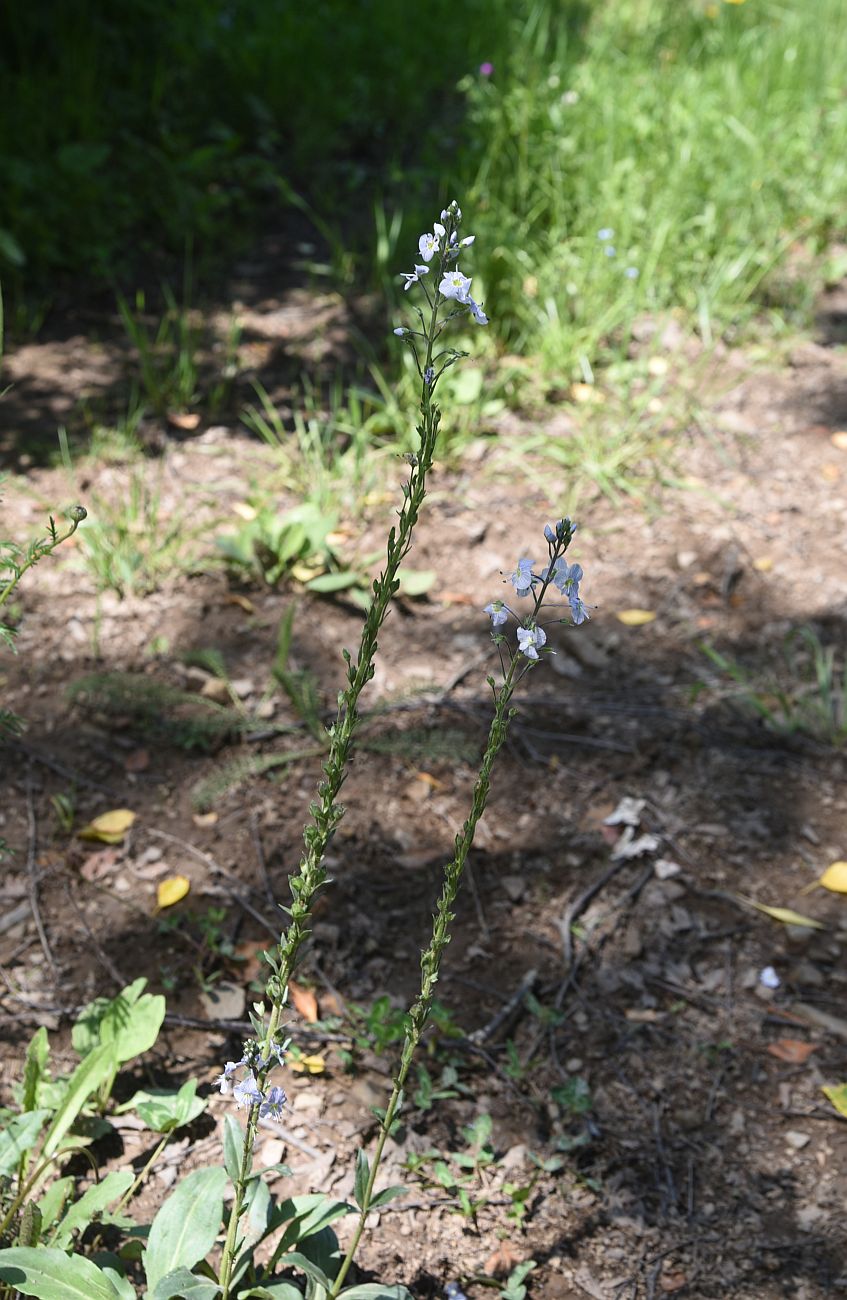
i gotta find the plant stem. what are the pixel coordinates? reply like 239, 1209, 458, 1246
328, 660, 519, 1299
112, 1131, 172, 1218
0, 509, 86, 611
217, 269, 449, 1300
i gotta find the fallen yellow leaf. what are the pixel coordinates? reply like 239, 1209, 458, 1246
831, 431, 847, 451
167, 411, 201, 431
570, 382, 604, 405
819, 861, 847, 894
822, 463, 841, 482
78, 808, 137, 844
616, 609, 657, 626
232, 502, 257, 521
753, 556, 774, 573
738, 896, 825, 930
289, 1053, 326, 1075
647, 356, 669, 377
822, 1083, 847, 1118
225, 593, 255, 614
157, 875, 191, 908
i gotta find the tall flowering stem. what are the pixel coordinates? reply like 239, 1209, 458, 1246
329, 517, 588, 1297
328, 662, 518, 1300
217, 201, 488, 1300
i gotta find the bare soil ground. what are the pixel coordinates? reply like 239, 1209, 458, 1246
1, 251, 847, 1299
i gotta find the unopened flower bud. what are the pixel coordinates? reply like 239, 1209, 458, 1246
68, 505, 87, 523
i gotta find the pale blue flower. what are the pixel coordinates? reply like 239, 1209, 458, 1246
484, 600, 509, 627
468, 296, 488, 325
424, 366, 434, 387
233, 1072, 263, 1109
569, 594, 590, 625
598, 228, 614, 241
440, 268, 472, 302
759, 966, 780, 989
542, 557, 582, 595
517, 624, 547, 661
393, 327, 408, 336
260, 1085, 287, 1119
604, 245, 617, 257
510, 557, 536, 597
402, 264, 429, 291
625, 266, 639, 279
544, 523, 556, 543
261, 1040, 287, 1071
213, 1060, 241, 1095
419, 230, 442, 262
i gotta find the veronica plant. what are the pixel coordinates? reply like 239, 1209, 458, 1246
0, 202, 591, 1300
214, 199, 490, 1300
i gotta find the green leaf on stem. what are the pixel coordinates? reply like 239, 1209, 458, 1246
143, 1166, 227, 1291
0, 1247, 122, 1299
353, 1149, 369, 1210
0, 1111, 50, 1176
148, 1265, 222, 1300
49, 1169, 134, 1249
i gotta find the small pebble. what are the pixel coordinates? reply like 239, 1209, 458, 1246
785, 1130, 811, 1151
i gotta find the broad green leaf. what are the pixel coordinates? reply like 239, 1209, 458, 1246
148, 1265, 221, 1300
133, 1080, 206, 1134
37, 1176, 74, 1230
272, 1196, 353, 1253
144, 1166, 227, 1291
0, 1247, 122, 1299
282, 1252, 331, 1291
42, 1045, 116, 1161
449, 367, 483, 404
307, 571, 362, 594
244, 1175, 272, 1245
296, 1226, 340, 1284
0, 1110, 50, 1175
50, 1170, 133, 1249
223, 1113, 245, 1182
22, 1026, 50, 1112
396, 569, 436, 598
99, 1265, 136, 1300
72, 979, 165, 1064
369, 1185, 407, 1210
354, 1150, 369, 1210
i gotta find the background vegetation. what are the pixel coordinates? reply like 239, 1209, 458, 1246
2, 0, 847, 380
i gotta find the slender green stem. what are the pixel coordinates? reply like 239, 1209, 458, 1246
328, 661, 519, 1300
112, 1131, 172, 1218
0, 508, 86, 611
218, 223, 457, 1300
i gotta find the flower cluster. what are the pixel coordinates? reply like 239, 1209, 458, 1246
214, 1039, 287, 1119
483, 517, 590, 663
394, 200, 489, 348
597, 227, 638, 279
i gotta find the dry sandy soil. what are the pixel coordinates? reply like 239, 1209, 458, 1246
1, 248, 846, 1299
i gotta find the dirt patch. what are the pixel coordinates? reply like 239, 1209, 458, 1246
1, 274, 847, 1299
